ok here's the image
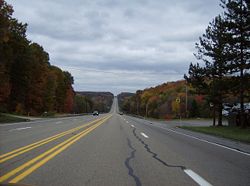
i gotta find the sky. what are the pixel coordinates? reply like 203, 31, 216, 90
7, 0, 222, 95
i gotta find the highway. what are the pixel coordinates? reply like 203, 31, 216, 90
0, 99, 250, 186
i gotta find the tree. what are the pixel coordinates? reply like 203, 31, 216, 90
43, 70, 57, 112
0, 0, 29, 113
73, 95, 87, 113
0, 0, 13, 111
185, 15, 232, 126
25, 43, 50, 115
141, 91, 152, 117
221, 0, 250, 127
189, 99, 200, 118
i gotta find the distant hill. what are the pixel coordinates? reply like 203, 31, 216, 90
117, 92, 135, 111
77, 91, 114, 97
118, 80, 210, 119
76, 91, 114, 113
118, 80, 243, 119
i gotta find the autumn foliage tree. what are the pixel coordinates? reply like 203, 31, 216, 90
0, 0, 75, 115
118, 80, 208, 119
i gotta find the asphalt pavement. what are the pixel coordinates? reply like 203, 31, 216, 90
0, 99, 249, 186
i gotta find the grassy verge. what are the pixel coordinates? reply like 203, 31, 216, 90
179, 126, 250, 143
0, 113, 29, 123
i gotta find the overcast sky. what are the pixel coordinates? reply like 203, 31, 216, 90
7, 0, 222, 95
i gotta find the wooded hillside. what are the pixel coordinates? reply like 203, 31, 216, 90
118, 80, 211, 119
76, 92, 114, 113
0, 1, 74, 115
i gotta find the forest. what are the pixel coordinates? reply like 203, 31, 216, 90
0, 1, 75, 115
118, 81, 211, 119
74, 92, 114, 114
0, 1, 115, 116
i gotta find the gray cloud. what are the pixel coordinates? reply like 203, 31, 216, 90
7, 0, 222, 94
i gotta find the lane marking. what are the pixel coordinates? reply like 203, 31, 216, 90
164, 128, 250, 157
184, 169, 212, 186
128, 118, 213, 186
126, 121, 129, 123
131, 125, 135, 128
0, 117, 107, 162
9, 127, 31, 131
0, 115, 90, 127
55, 121, 62, 124
0, 115, 112, 183
134, 118, 250, 157
140, 132, 149, 138
1, 123, 99, 182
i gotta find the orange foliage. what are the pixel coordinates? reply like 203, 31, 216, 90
194, 95, 204, 103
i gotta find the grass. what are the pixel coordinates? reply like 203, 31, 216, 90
179, 126, 250, 143
0, 113, 29, 123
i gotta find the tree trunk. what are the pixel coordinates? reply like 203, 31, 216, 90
136, 99, 139, 115
217, 103, 223, 126
240, 68, 245, 128
213, 106, 216, 126
145, 102, 148, 118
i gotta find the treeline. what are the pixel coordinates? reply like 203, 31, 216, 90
0, 1, 74, 115
118, 80, 241, 119
118, 81, 212, 119
74, 92, 114, 113
117, 92, 135, 112
185, 0, 249, 127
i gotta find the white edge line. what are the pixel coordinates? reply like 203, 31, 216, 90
128, 116, 250, 156
137, 118, 250, 156
164, 128, 250, 156
140, 132, 149, 138
184, 169, 212, 186
0, 116, 87, 127
9, 127, 32, 131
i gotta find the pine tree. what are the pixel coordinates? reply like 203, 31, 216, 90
221, 0, 250, 127
186, 15, 231, 126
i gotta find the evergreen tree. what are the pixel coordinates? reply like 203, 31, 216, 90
221, 0, 250, 127
185, 15, 231, 126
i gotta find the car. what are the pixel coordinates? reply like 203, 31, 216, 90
222, 109, 229, 116
93, 111, 99, 116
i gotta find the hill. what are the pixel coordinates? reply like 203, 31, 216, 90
75, 91, 114, 113
117, 92, 135, 112
118, 80, 210, 119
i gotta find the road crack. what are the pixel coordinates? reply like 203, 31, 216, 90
125, 138, 142, 186
132, 128, 186, 170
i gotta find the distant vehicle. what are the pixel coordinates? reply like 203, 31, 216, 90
222, 102, 250, 116
222, 109, 229, 116
119, 112, 123, 115
93, 111, 99, 116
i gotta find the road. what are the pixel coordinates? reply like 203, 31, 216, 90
0, 99, 250, 186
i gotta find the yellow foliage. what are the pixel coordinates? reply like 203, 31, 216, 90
171, 100, 180, 114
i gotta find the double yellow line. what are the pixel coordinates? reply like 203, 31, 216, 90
0, 115, 111, 183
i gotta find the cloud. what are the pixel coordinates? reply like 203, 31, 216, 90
7, 0, 222, 94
